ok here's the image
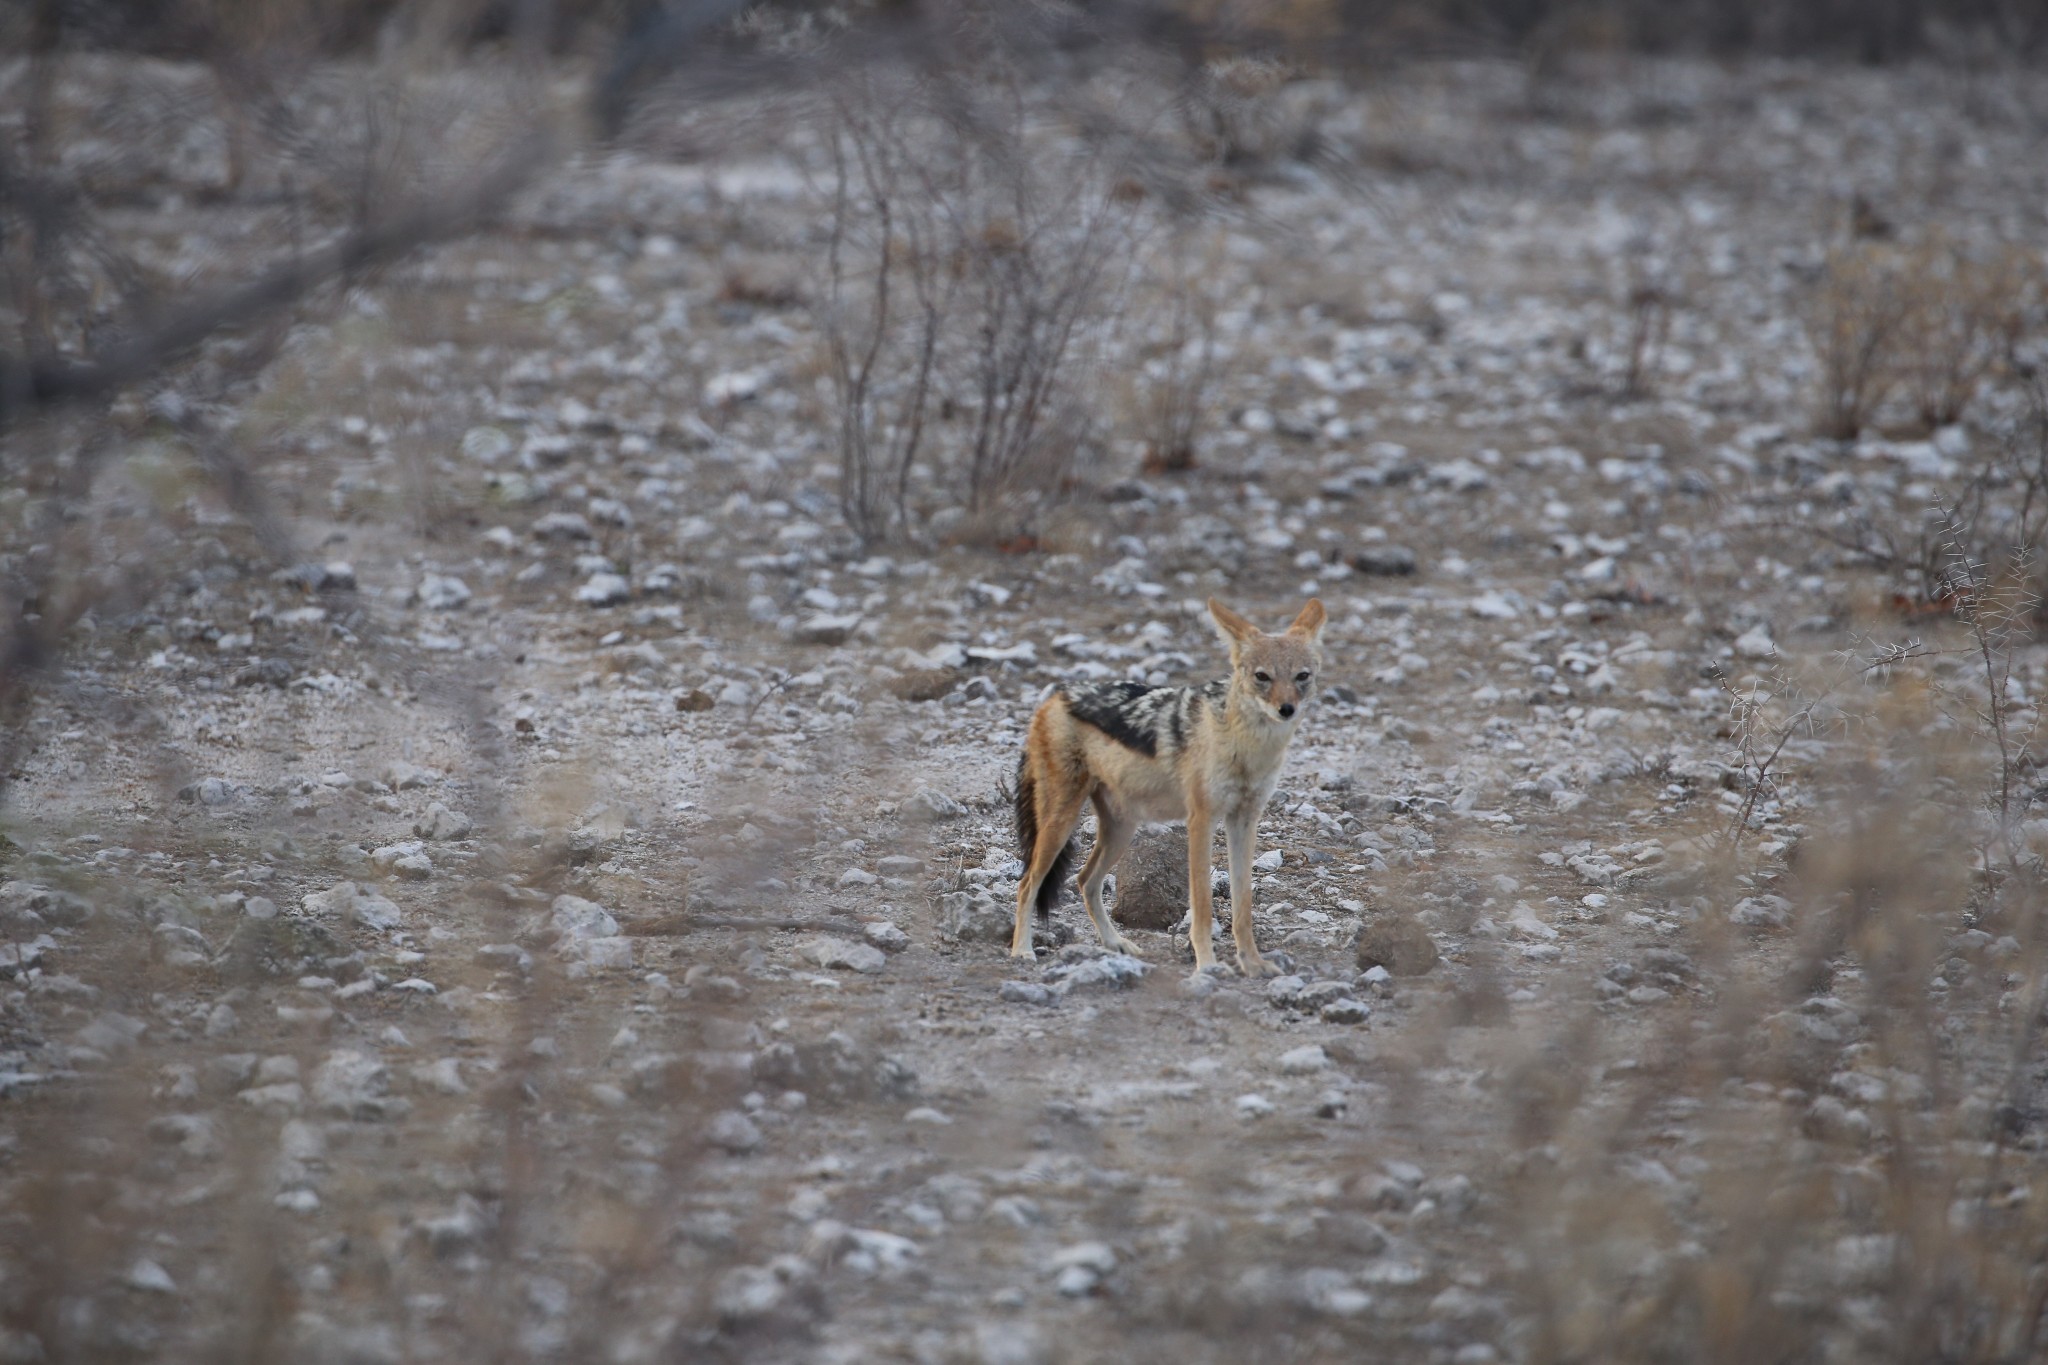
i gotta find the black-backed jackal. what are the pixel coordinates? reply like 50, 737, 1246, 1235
1011, 597, 1326, 977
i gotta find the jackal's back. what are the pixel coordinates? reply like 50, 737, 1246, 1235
1057, 678, 1226, 761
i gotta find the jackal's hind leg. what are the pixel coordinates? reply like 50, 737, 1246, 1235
1011, 779, 1091, 960
1078, 792, 1142, 956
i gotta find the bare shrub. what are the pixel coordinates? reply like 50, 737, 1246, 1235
1942, 526, 2042, 877
1806, 242, 1916, 441
815, 74, 961, 545
1714, 639, 1929, 853
1799, 383, 2048, 618
1805, 237, 2043, 441
1898, 239, 2043, 430
813, 56, 1145, 545
1906, 384, 2048, 611
1130, 224, 1235, 474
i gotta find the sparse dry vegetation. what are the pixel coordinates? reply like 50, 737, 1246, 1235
1805, 236, 2044, 442
12, 5, 2048, 1364
1130, 225, 1236, 475
813, 53, 1148, 546
1806, 242, 1919, 441
1900, 241, 2044, 432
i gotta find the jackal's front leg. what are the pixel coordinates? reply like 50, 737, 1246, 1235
1223, 814, 1278, 976
1186, 795, 1217, 976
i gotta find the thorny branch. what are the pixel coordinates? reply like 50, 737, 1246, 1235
1717, 639, 1935, 854
0, 143, 546, 436
1930, 496, 2044, 882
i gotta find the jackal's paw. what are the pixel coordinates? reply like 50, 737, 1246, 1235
1007, 944, 1039, 962
1236, 953, 1282, 978
1109, 934, 1144, 957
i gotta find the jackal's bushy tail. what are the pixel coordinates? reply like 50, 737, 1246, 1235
1014, 752, 1073, 923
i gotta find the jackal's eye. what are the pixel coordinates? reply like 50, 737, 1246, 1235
1294, 671, 1312, 684
1253, 670, 1272, 684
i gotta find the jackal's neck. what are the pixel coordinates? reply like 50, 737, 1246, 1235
1209, 674, 1249, 720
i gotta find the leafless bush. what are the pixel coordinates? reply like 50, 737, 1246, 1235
1130, 225, 1235, 474
1919, 490, 2047, 887
1802, 382, 2048, 616
1806, 242, 1918, 441
813, 56, 1145, 545
1904, 385, 2048, 612
1899, 240, 2044, 430
1714, 640, 1927, 854
1805, 238, 2043, 442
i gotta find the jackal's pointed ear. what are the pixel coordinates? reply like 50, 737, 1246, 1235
1209, 598, 1257, 648
1287, 598, 1327, 642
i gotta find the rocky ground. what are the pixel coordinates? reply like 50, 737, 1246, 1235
5, 50, 2048, 1365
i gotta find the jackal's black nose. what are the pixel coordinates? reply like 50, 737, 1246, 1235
1278, 703, 1296, 719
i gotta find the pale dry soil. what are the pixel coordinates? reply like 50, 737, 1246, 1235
3, 53, 2046, 1365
